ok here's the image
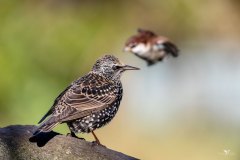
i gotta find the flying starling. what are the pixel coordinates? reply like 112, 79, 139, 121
33, 55, 139, 144
124, 28, 179, 66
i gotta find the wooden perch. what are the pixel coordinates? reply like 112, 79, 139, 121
0, 125, 139, 160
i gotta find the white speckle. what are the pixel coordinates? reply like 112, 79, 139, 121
66, 149, 71, 154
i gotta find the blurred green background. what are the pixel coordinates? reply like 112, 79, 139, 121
1, 0, 240, 159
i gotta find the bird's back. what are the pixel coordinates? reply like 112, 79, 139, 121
34, 72, 123, 135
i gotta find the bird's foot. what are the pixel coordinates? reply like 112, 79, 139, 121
91, 141, 106, 147
66, 132, 85, 140
147, 61, 155, 66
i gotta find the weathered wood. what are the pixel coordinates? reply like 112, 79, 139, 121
0, 125, 139, 160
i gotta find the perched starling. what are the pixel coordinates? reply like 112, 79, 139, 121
124, 28, 179, 66
33, 55, 139, 144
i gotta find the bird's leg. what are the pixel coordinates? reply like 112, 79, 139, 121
91, 131, 101, 145
71, 131, 78, 138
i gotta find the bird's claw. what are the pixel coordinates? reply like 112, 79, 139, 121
91, 141, 106, 147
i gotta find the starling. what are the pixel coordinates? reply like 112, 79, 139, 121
33, 55, 139, 144
124, 28, 179, 66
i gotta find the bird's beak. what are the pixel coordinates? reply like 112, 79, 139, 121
122, 65, 140, 70
123, 47, 131, 52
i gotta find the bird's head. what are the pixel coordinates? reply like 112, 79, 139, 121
92, 55, 140, 81
124, 28, 156, 55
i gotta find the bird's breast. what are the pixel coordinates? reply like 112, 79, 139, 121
133, 43, 151, 55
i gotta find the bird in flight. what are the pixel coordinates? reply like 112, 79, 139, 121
34, 55, 139, 144
124, 28, 179, 66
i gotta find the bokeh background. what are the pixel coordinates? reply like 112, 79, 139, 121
1, 0, 240, 159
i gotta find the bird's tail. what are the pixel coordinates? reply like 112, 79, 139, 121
163, 42, 179, 57
33, 118, 59, 136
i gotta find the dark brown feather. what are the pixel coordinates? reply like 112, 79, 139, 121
37, 73, 118, 129
162, 42, 179, 57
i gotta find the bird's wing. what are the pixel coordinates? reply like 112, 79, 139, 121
154, 37, 179, 57
162, 41, 179, 57
48, 73, 118, 123
38, 85, 72, 124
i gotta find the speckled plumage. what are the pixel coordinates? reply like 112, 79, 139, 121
34, 55, 139, 144
124, 29, 179, 66
66, 73, 123, 133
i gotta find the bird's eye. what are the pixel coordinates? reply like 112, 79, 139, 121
130, 43, 137, 48
112, 65, 121, 70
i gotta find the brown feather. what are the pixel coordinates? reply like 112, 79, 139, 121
46, 73, 117, 123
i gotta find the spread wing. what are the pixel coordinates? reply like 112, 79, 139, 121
162, 41, 179, 57
153, 36, 179, 57
40, 73, 118, 124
